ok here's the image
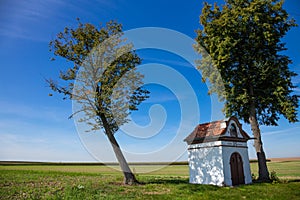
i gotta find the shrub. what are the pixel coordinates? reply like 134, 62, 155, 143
270, 171, 280, 183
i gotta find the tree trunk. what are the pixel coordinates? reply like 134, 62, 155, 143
99, 114, 139, 185
249, 103, 270, 182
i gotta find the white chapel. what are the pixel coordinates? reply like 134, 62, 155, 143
184, 116, 252, 186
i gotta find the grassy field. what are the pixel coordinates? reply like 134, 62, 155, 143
1, 160, 300, 199
251, 160, 300, 180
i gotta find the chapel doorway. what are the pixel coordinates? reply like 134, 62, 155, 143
230, 152, 245, 186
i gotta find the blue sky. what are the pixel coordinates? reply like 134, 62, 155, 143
0, 0, 299, 162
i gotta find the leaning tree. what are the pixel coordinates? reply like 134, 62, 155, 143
195, 0, 298, 181
48, 20, 149, 184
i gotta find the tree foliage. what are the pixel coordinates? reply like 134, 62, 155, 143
49, 19, 149, 132
196, 0, 298, 126
195, 0, 298, 181
48, 19, 149, 184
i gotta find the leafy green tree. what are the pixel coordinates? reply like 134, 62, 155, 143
195, 0, 298, 181
48, 20, 149, 184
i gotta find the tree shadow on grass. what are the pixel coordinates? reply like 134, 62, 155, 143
286, 179, 300, 183
250, 179, 300, 185
145, 178, 189, 185
141, 178, 220, 192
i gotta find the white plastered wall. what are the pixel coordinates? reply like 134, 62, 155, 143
188, 141, 252, 186
188, 141, 225, 186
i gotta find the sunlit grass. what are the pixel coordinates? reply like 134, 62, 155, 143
250, 160, 300, 179
1, 160, 299, 178
0, 164, 190, 177
1, 160, 300, 199
1, 169, 300, 199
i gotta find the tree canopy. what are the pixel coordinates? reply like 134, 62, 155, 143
48, 19, 149, 184
195, 0, 298, 181
196, 0, 298, 126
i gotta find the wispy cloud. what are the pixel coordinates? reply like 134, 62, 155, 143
0, 100, 71, 122
0, 114, 94, 161
263, 126, 300, 136
142, 56, 196, 68
293, 87, 300, 95
143, 93, 179, 104
0, 100, 93, 161
0, 132, 93, 161
0, 0, 61, 41
0, 0, 116, 42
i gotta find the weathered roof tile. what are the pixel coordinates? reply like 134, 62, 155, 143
184, 117, 250, 144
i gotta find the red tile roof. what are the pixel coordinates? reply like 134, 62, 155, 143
184, 117, 250, 144
184, 120, 226, 142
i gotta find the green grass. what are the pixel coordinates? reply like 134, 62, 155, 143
1, 161, 299, 178
251, 161, 300, 179
1, 161, 300, 199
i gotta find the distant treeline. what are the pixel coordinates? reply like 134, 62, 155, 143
0, 160, 268, 166
0, 161, 188, 166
